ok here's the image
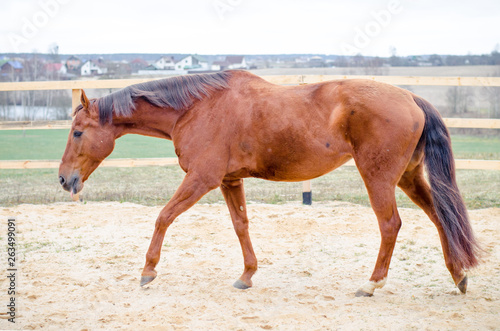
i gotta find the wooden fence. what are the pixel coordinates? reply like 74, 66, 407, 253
1, 74, 499, 172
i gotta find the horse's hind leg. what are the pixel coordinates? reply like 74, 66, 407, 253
397, 163, 467, 292
221, 179, 258, 289
355, 180, 402, 297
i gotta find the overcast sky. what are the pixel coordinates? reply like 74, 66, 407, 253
1, 0, 499, 56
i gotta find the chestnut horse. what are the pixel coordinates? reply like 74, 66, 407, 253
59, 70, 480, 296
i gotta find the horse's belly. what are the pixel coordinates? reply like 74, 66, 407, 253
249, 150, 352, 182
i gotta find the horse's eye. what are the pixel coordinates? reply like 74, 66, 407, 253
73, 130, 83, 138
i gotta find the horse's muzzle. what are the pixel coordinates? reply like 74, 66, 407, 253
59, 174, 81, 194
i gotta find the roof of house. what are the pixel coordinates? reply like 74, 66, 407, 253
213, 60, 230, 66
1, 61, 23, 70
226, 55, 244, 64
156, 56, 175, 62
66, 55, 81, 61
44, 63, 64, 72
82, 59, 107, 68
191, 55, 207, 62
130, 58, 148, 64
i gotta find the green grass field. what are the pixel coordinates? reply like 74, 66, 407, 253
0, 129, 499, 208
0, 129, 176, 160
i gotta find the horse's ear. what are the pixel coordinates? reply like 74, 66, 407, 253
81, 90, 90, 109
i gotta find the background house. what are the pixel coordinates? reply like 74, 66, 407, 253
0, 61, 23, 80
154, 56, 175, 70
81, 59, 108, 76
65, 56, 81, 74
44, 63, 67, 79
175, 55, 208, 71
129, 58, 148, 73
107, 62, 132, 76
211, 55, 247, 71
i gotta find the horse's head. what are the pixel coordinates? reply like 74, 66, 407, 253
59, 90, 116, 197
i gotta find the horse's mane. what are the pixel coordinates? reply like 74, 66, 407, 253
94, 71, 234, 125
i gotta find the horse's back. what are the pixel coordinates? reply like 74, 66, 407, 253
193, 73, 426, 181
236, 75, 426, 155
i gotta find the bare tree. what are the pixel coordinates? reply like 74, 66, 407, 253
481, 68, 500, 118
48, 43, 60, 63
446, 86, 474, 116
363, 57, 388, 75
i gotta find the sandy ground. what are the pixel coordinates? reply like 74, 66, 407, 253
0, 201, 498, 330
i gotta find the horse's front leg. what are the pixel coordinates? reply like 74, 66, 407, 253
140, 171, 220, 286
221, 179, 258, 289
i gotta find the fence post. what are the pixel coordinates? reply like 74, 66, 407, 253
71, 89, 81, 113
302, 180, 312, 205
297, 76, 313, 205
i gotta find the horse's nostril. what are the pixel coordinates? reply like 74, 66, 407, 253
59, 175, 66, 186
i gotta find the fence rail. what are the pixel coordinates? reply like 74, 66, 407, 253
1, 75, 500, 91
0, 120, 73, 130
1, 74, 499, 172
0, 157, 179, 169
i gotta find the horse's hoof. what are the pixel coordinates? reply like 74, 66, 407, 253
233, 279, 251, 290
355, 278, 385, 297
140, 275, 156, 287
355, 289, 373, 297
457, 275, 468, 294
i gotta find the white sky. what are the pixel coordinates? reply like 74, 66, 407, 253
1, 0, 499, 56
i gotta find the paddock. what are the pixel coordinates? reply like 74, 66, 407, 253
1, 201, 498, 330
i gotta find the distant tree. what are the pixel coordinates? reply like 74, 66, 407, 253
0, 91, 13, 120
429, 54, 443, 66
444, 55, 465, 66
334, 56, 349, 67
490, 50, 500, 65
481, 69, 500, 118
6, 51, 71, 121
389, 55, 399, 66
48, 43, 60, 63
52, 91, 71, 120
363, 57, 387, 75
352, 53, 365, 67
22, 52, 44, 81
446, 86, 474, 115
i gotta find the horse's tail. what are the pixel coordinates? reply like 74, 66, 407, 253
413, 95, 480, 271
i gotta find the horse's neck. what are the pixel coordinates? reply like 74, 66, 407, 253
113, 101, 182, 140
